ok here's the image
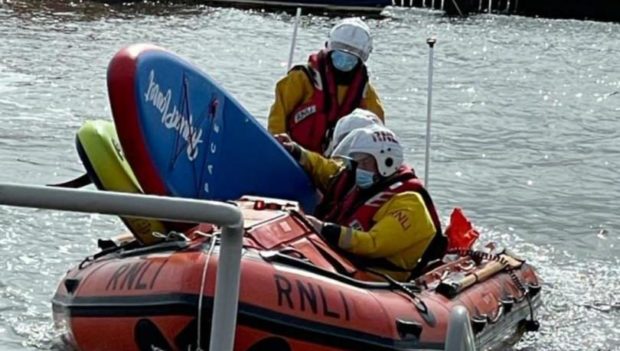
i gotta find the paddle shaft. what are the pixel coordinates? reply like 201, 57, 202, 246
458, 254, 522, 291
436, 254, 523, 298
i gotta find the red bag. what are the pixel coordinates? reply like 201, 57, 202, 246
444, 208, 480, 250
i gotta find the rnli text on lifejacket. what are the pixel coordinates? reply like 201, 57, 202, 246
274, 274, 351, 321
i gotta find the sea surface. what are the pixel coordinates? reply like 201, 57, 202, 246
0, 1, 618, 350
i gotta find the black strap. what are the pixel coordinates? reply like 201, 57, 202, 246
314, 167, 354, 219
291, 64, 317, 87
47, 173, 92, 188
348, 254, 413, 273
409, 232, 448, 279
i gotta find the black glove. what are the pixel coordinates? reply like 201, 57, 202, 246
307, 215, 341, 247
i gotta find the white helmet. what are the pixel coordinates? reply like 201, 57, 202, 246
327, 18, 373, 62
333, 126, 404, 177
324, 108, 383, 157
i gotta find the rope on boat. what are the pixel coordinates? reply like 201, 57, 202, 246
196, 234, 218, 351
446, 248, 539, 329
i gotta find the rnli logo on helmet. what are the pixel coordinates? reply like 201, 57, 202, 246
372, 131, 398, 143
293, 105, 317, 124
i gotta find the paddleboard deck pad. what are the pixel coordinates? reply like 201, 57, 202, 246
107, 44, 317, 212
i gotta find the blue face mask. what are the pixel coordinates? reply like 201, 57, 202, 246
331, 50, 359, 72
355, 168, 375, 189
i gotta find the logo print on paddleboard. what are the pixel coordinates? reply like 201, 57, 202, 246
144, 70, 203, 161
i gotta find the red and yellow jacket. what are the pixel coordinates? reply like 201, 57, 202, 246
299, 149, 442, 281
268, 50, 384, 153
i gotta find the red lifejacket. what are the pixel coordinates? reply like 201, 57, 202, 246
323, 166, 440, 231
316, 166, 447, 276
287, 50, 369, 153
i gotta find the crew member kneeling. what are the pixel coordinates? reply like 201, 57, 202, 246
278, 126, 447, 281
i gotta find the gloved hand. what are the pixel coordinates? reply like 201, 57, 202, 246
274, 133, 295, 152
306, 215, 341, 247
274, 133, 302, 160
305, 215, 324, 233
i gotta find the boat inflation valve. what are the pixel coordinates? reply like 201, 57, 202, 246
470, 315, 487, 334
501, 296, 514, 313
396, 319, 423, 339
528, 283, 542, 297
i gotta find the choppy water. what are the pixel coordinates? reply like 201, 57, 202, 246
0, 1, 618, 350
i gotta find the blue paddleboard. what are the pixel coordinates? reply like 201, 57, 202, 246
107, 44, 317, 212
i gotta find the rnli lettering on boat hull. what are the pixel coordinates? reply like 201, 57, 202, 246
105, 259, 167, 291
274, 274, 351, 321
51, 197, 542, 351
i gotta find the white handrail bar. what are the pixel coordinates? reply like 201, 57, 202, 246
444, 305, 477, 351
0, 183, 243, 351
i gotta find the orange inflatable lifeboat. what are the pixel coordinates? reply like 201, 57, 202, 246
51, 197, 542, 351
